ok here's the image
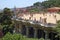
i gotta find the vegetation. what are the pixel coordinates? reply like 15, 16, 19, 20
42, 0, 60, 8
1, 32, 20, 40
0, 8, 14, 35
0, 32, 44, 40
54, 20, 60, 38
29, 0, 60, 12
29, 8, 40, 13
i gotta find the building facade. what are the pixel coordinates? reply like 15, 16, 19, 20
12, 7, 60, 40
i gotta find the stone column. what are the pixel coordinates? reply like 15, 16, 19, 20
34, 28, 37, 38
26, 27, 29, 37
19, 24, 22, 33
44, 31, 49, 40
14, 22, 17, 33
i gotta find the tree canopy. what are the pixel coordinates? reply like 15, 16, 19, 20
33, 0, 60, 9
28, 0, 60, 12
54, 20, 60, 38
0, 8, 14, 35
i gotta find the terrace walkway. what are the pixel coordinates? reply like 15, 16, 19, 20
12, 18, 59, 40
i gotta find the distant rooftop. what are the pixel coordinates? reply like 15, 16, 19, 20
48, 7, 60, 10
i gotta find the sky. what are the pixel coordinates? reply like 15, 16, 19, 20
0, 0, 45, 9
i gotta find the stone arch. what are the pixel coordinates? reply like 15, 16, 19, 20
28, 27, 34, 38
37, 29, 45, 39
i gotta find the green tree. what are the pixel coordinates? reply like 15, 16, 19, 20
33, 2, 42, 7
2, 32, 21, 40
42, 0, 60, 8
39, 38, 44, 40
54, 20, 60, 39
3, 8, 12, 17
0, 8, 14, 35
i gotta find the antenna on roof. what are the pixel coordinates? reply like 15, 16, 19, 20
13, 6, 17, 20
14, 6, 16, 12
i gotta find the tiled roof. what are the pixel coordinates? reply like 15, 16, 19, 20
48, 7, 60, 10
